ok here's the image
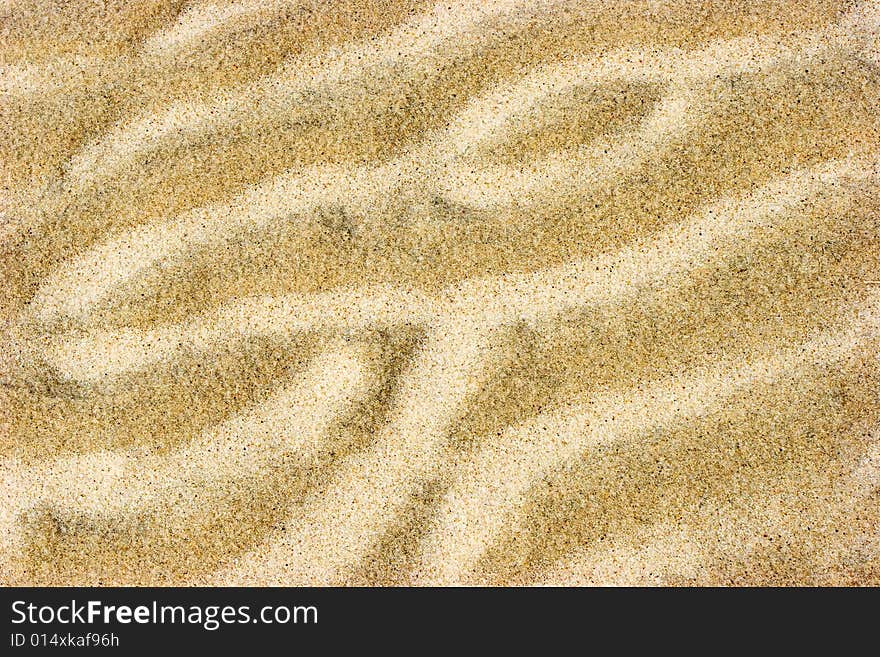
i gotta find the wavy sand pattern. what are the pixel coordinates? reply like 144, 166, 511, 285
1, 0, 879, 585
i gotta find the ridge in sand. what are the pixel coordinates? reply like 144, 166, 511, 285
1, 0, 879, 585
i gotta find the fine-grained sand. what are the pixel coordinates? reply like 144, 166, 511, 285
1, 0, 879, 586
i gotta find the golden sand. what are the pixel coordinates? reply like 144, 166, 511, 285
1, 0, 879, 585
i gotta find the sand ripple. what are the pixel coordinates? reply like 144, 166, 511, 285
1, 0, 879, 585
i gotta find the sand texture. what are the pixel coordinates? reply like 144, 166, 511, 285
1, 0, 880, 586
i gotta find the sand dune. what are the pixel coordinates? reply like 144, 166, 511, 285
1, 0, 879, 585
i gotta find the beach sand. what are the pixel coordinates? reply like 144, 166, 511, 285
1, 0, 879, 585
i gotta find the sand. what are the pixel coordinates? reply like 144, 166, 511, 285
1, 0, 879, 586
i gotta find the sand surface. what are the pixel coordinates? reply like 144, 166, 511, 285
1, 0, 879, 585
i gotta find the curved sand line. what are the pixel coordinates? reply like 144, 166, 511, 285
416, 300, 880, 583
0, 344, 372, 564
3, 0, 879, 586
25, 23, 867, 329
31, 155, 878, 384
